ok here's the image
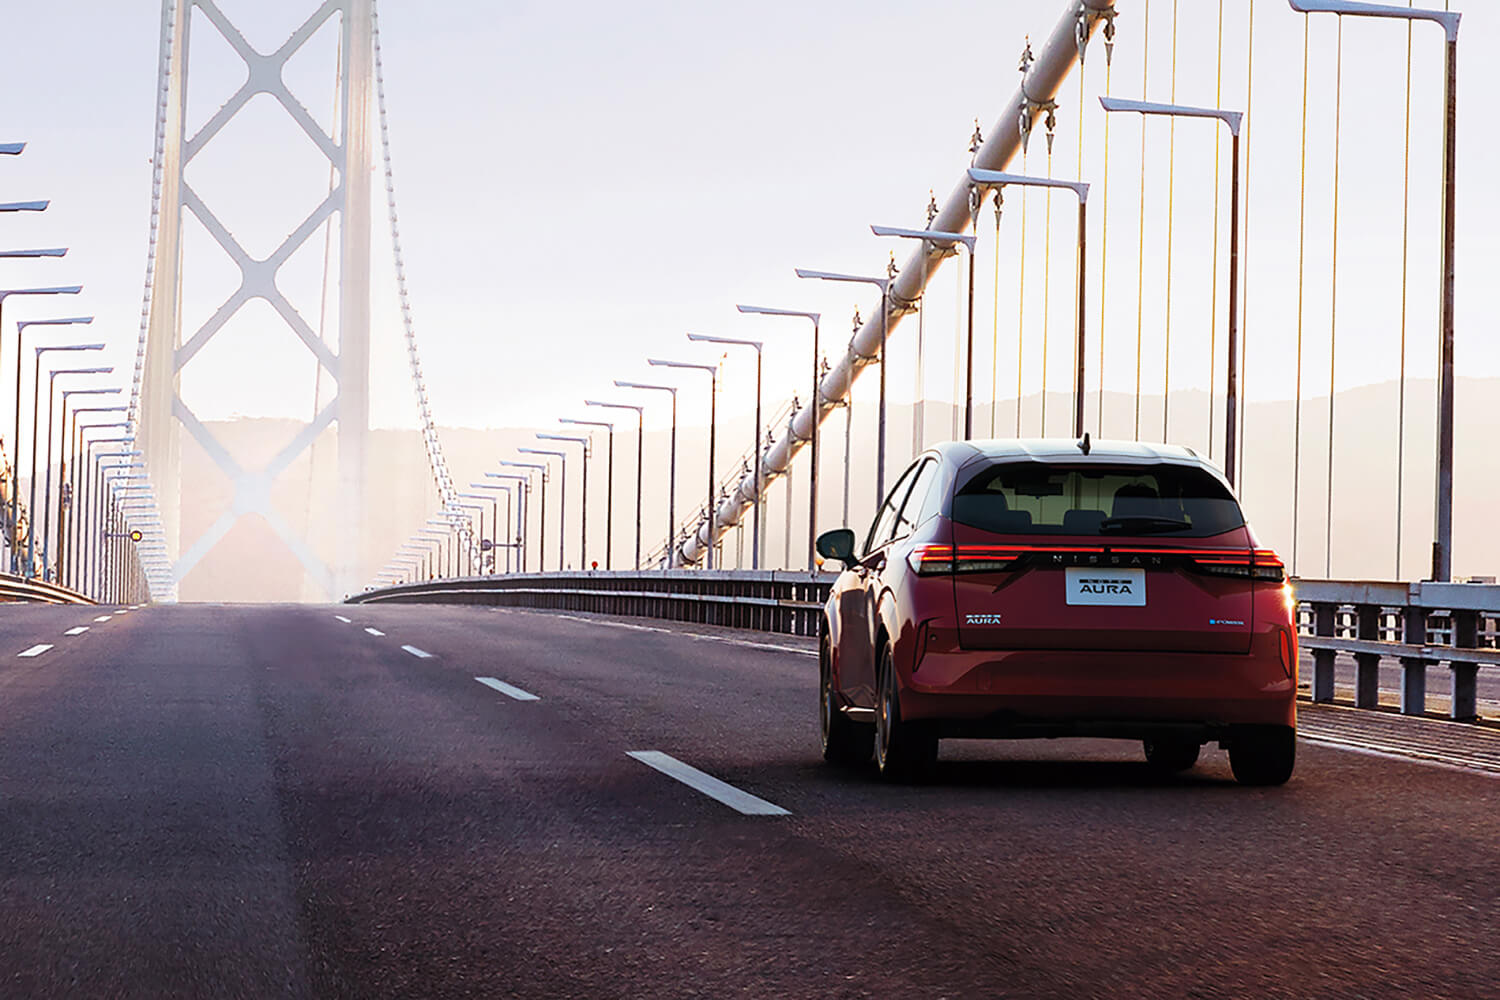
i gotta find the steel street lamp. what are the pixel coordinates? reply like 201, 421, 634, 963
966, 170, 1091, 437
736, 305, 821, 572
615, 381, 679, 569
648, 358, 719, 569
1101, 96, 1243, 483
586, 399, 645, 570
687, 334, 763, 569
1285, 0, 1461, 581
795, 268, 891, 497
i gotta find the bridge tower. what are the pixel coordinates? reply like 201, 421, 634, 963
137, 0, 373, 600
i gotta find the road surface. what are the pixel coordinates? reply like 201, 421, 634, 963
0, 602, 1495, 998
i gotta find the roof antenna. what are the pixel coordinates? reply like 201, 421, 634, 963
1077, 432, 1092, 456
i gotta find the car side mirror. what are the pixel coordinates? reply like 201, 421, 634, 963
815, 528, 859, 568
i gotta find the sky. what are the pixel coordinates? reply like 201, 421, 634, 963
3, 0, 1495, 433
2, 0, 1498, 587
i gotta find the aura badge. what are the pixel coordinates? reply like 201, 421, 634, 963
965, 613, 1004, 625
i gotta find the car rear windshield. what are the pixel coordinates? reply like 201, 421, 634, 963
951, 461, 1245, 538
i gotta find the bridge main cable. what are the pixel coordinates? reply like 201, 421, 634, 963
674, 0, 1116, 568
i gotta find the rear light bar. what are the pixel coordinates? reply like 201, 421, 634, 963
907, 544, 1286, 581
1187, 549, 1285, 583
908, 544, 1019, 575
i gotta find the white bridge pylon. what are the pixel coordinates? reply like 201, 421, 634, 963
139, 0, 373, 598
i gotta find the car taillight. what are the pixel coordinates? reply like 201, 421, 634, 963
1186, 549, 1285, 583
908, 544, 1020, 575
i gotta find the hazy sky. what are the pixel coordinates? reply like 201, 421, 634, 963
3, 0, 1495, 460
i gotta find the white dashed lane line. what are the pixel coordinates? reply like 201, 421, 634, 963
475, 677, 539, 702
63, 627, 89, 636
364, 627, 385, 637
401, 645, 433, 659
334, 615, 351, 624
18, 644, 53, 658
627, 751, 790, 816
93, 616, 112, 623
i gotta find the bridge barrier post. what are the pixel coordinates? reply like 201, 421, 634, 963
1312, 603, 1337, 703
1399, 604, 1428, 716
1353, 605, 1382, 709
1450, 610, 1479, 722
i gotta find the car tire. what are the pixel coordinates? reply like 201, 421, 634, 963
1228, 726, 1296, 786
820, 631, 873, 766
1142, 736, 1201, 773
874, 642, 937, 783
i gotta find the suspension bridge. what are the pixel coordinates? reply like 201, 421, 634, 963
0, 1, 1495, 996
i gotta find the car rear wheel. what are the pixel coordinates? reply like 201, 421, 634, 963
1142, 736, 1201, 773
875, 642, 937, 783
820, 632, 873, 766
1228, 726, 1296, 786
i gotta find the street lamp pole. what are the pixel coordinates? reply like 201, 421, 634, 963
487, 472, 531, 573
75, 424, 130, 589
499, 462, 546, 571
59, 393, 122, 587
561, 418, 615, 570
586, 400, 644, 570
687, 334, 763, 569
1286, 0, 1461, 580
869, 227, 979, 439
30, 348, 107, 576
11, 316, 91, 570
736, 305, 821, 572
519, 448, 568, 570
468, 482, 513, 574
648, 358, 719, 570
615, 381, 678, 569
1100, 97, 1244, 483
537, 433, 592, 569
966, 170, 1091, 437
794, 269, 891, 497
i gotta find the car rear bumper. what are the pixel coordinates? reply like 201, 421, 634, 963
902, 636, 1296, 731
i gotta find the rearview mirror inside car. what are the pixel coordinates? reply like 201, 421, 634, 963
815, 528, 858, 568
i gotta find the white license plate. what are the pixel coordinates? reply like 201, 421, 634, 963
1065, 567, 1146, 606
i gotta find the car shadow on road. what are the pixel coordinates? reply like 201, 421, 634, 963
793, 755, 1241, 793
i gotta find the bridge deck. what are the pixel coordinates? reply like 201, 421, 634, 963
0, 602, 1493, 997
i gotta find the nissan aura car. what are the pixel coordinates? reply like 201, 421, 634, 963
815, 438, 1297, 785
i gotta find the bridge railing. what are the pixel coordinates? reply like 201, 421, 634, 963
348, 570, 834, 637
1294, 580, 1500, 722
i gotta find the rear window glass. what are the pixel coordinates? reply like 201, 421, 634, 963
952, 462, 1245, 538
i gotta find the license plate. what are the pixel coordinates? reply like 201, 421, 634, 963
1065, 567, 1146, 606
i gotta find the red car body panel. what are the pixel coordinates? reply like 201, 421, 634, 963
824, 441, 1298, 742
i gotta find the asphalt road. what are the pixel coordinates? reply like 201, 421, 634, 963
0, 602, 1496, 999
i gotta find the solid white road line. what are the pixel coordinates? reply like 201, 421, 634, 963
18, 644, 53, 658
63, 627, 89, 636
402, 645, 433, 658
364, 627, 385, 637
334, 615, 351, 623
626, 751, 790, 816
93, 615, 112, 623
475, 676, 539, 701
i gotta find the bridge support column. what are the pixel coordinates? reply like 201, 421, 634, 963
1353, 605, 1382, 710
1399, 605, 1427, 717
1311, 603, 1336, 703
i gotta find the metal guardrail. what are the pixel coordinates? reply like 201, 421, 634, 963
353, 572, 1500, 721
349, 570, 834, 637
0, 573, 94, 606
1293, 579, 1500, 722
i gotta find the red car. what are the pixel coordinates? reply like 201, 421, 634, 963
816, 438, 1297, 785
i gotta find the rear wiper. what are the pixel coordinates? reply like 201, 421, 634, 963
1099, 516, 1193, 535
